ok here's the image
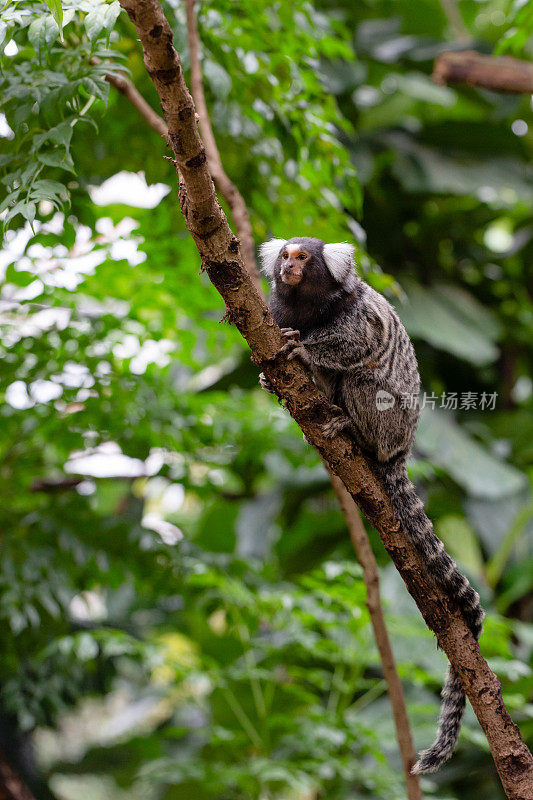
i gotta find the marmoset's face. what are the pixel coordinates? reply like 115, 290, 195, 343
272, 237, 338, 295
279, 243, 311, 286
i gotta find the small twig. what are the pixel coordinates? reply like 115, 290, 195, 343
104, 69, 168, 136
434, 50, 533, 93
328, 470, 422, 800
90, 57, 169, 137
31, 476, 84, 492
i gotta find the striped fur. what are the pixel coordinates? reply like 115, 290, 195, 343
261, 236, 485, 774
375, 459, 483, 773
412, 669, 466, 774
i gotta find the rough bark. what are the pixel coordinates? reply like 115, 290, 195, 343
328, 471, 422, 800
117, 1, 533, 796
434, 50, 533, 94
184, 0, 259, 289
103, 55, 260, 289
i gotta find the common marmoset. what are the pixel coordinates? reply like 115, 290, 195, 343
259, 236, 484, 774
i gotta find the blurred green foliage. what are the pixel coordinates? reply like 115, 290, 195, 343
1, 0, 533, 799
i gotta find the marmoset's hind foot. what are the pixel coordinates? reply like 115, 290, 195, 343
259, 372, 275, 394
322, 414, 356, 439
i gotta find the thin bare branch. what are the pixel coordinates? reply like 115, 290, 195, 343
329, 471, 422, 800
434, 50, 533, 93
101, 66, 168, 137
116, 1, 533, 795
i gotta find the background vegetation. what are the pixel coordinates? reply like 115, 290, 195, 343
1, 0, 533, 798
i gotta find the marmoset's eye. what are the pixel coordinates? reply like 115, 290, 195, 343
297, 253, 307, 260
282, 252, 289, 259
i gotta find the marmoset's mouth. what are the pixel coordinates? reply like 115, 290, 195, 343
281, 270, 303, 286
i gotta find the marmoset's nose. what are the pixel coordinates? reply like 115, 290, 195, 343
282, 259, 298, 272
280, 255, 303, 285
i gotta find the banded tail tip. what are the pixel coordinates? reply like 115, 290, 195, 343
411, 747, 453, 775
411, 759, 435, 775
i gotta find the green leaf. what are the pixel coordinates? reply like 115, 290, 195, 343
84, 2, 121, 41
467, 493, 533, 561
33, 121, 74, 152
318, 59, 366, 94
435, 515, 484, 579
5, 263, 36, 287
3, 200, 31, 225
80, 75, 109, 104
396, 72, 456, 107
0, 188, 21, 214
21, 202, 36, 226
43, 0, 63, 35
30, 178, 67, 203
388, 133, 533, 203
196, 500, 238, 552
398, 281, 499, 366
28, 15, 60, 54
416, 409, 527, 499
37, 150, 76, 173
49, 120, 74, 148
433, 285, 503, 342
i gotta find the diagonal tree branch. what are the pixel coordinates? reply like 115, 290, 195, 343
184, 0, 259, 289
102, 14, 422, 795
116, 1, 533, 796
103, 54, 260, 289
90, 57, 169, 136
183, 6, 421, 791
433, 50, 533, 93
104, 69, 168, 136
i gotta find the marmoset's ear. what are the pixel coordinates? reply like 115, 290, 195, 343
259, 239, 287, 278
322, 243, 357, 288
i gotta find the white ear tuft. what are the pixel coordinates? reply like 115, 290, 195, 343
322, 242, 357, 289
259, 239, 287, 278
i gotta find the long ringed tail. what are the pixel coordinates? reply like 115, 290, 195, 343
373, 458, 484, 774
